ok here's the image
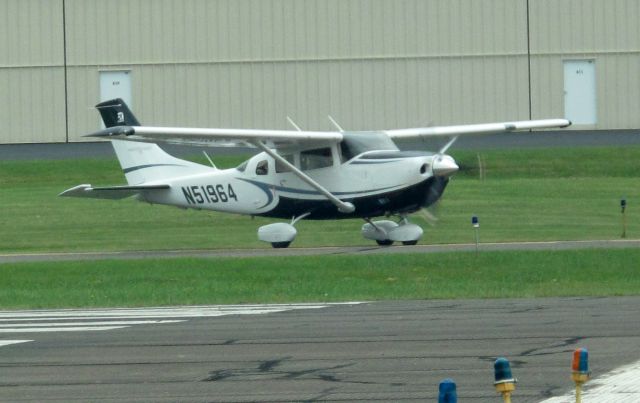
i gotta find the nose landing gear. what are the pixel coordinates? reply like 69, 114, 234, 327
361, 216, 423, 246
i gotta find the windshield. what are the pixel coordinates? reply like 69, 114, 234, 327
236, 160, 249, 172
341, 132, 399, 161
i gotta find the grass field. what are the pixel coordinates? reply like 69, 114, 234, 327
0, 145, 638, 308
0, 146, 638, 252
0, 249, 637, 309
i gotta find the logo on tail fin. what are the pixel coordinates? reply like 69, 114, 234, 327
117, 112, 125, 123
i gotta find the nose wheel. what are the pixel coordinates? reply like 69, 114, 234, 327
363, 217, 423, 246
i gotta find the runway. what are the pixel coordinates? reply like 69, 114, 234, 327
1, 239, 638, 263
1, 298, 639, 402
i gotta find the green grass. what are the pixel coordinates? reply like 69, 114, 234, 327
0, 249, 637, 309
1, 146, 638, 252
1, 146, 638, 308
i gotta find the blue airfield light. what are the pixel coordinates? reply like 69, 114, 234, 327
472, 215, 479, 228
472, 215, 480, 253
494, 357, 515, 383
438, 378, 457, 403
494, 357, 516, 401
621, 198, 628, 238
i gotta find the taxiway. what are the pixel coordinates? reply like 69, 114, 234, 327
1, 298, 639, 402
1, 239, 638, 263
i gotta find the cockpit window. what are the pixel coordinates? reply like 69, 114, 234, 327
300, 147, 333, 170
256, 160, 269, 175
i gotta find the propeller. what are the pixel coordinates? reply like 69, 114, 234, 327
417, 206, 439, 227
414, 135, 459, 226
416, 175, 449, 226
431, 136, 460, 176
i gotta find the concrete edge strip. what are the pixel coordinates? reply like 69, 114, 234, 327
539, 359, 640, 402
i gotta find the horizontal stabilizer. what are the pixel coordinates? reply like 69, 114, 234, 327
59, 184, 170, 200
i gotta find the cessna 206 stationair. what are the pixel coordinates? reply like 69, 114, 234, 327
61, 99, 570, 248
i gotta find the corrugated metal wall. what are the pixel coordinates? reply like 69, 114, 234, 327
0, 0, 66, 143
529, 0, 640, 128
1, 0, 639, 143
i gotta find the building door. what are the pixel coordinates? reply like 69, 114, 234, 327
563, 60, 596, 125
100, 70, 132, 105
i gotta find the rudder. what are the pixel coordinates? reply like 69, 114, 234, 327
96, 98, 141, 127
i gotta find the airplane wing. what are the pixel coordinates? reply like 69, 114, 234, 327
85, 118, 569, 149
384, 119, 571, 139
86, 125, 343, 151
59, 184, 170, 200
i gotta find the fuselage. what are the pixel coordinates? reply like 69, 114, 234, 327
141, 147, 450, 220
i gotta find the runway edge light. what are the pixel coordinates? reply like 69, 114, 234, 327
438, 378, 457, 403
494, 357, 516, 403
472, 215, 480, 254
621, 198, 627, 238
572, 348, 590, 403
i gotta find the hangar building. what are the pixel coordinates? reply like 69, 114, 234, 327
1, 0, 638, 144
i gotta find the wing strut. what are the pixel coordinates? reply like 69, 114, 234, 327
252, 141, 355, 214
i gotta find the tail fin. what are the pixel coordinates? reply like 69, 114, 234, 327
95, 99, 212, 185
96, 98, 141, 127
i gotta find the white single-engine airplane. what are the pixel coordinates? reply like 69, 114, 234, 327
61, 99, 570, 248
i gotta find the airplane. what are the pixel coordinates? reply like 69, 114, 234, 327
60, 99, 571, 248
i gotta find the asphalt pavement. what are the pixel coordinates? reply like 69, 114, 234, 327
1, 239, 639, 264
1, 298, 639, 402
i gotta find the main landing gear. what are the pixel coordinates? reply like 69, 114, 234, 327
257, 213, 310, 248
361, 216, 423, 246
258, 214, 422, 249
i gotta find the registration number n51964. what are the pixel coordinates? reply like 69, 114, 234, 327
181, 184, 238, 205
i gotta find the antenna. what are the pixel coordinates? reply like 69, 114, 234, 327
202, 150, 216, 169
286, 116, 302, 131
438, 135, 459, 154
327, 115, 344, 132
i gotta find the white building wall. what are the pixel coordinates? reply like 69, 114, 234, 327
0, 0, 66, 143
0, 0, 638, 143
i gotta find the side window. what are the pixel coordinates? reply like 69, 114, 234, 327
236, 160, 248, 172
275, 154, 295, 173
255, 160, 269, 175
300, 148, 333, 170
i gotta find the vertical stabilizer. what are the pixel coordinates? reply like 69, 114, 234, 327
95, 99, 213, 184
96, 98, 141, 127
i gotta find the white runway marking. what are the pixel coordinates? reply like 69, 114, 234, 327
540, 360, 640, 403
0, 303, 362, 344
0, 340, 33, 347
0, 326, 129, 333
0, 319, 185, 327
